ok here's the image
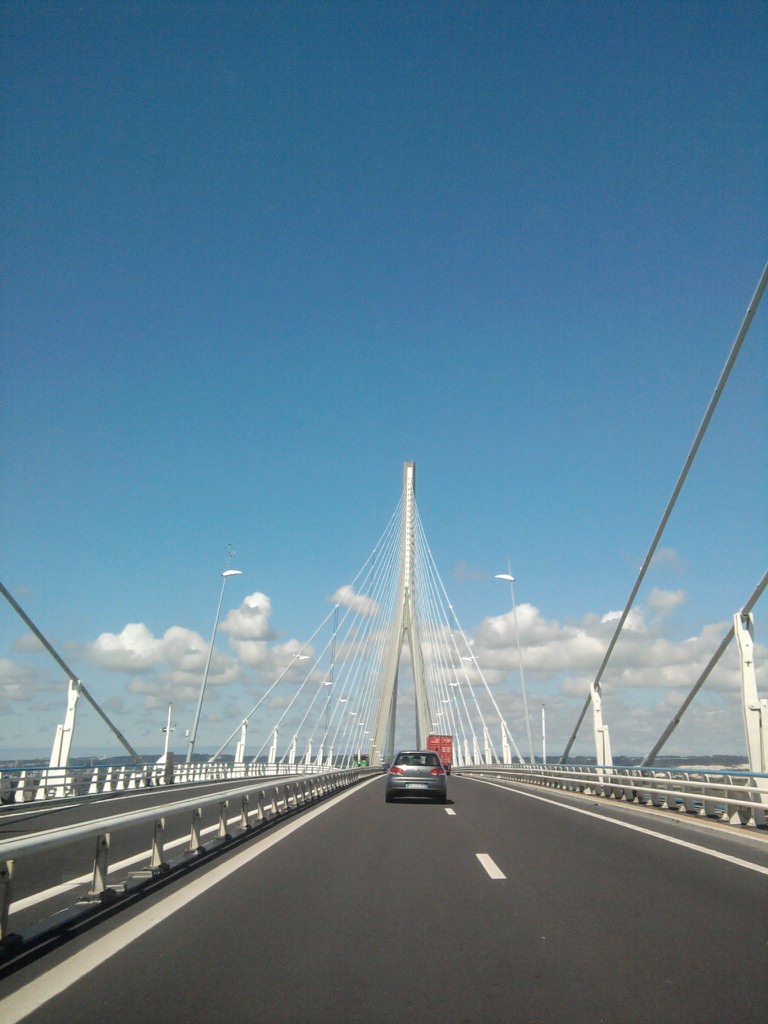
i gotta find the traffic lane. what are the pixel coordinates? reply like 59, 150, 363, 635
5, 774, 766, 1024
459, 772, 768, 869
443, 776, 767, 1022
6, 775, 474, 1023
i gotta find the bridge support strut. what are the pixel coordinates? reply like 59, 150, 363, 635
735, 612, 768, 815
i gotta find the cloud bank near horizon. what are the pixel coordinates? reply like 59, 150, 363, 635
0, 585, 761, 755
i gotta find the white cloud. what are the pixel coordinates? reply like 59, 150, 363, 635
2, 578, 760, 758
650, 547, 685, 572
0, 658, 67, 708
220, 592, 276, 642
600, 608, 645, 631
80, 621, 241, 713
464, 588, 761, 756
329, 585, 379, 617
646, 587, 686, 616
85, 623, 169, 672
70, 592, 312, 717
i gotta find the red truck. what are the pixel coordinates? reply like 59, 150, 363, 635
426, 734, 453, 774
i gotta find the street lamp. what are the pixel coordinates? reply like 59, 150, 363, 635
541, 702, 547, 765
161, 703, 174, 765
495, 572, 535, 764
186, 567, 243, 763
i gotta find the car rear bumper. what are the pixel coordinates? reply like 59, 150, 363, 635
385, 778, 447, 800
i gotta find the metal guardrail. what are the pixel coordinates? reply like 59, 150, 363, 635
0, 767, 380, 941
0, 759, 356, 804
455, 764, 768, 830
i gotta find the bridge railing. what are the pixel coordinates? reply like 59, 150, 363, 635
0, 760, 351, 805
456, 763, 768, 830
0, 766, 380, 941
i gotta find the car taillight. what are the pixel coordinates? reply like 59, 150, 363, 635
389, 766, 405, 774
430, 767, 444, 776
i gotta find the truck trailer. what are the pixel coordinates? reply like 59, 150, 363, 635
426, 733, 453, 774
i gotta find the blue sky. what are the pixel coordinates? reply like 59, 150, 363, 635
1, 1, 765, 760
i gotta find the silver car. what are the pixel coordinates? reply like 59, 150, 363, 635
385, 749, 448, 803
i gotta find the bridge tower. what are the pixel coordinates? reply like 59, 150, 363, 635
371, 463, 431, 764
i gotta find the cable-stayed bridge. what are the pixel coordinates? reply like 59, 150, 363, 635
0, 460, 540, 796
0, 269, 766, 1022
1, 454, 766, 1024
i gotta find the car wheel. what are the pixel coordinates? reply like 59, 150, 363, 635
385, 793, 394, 803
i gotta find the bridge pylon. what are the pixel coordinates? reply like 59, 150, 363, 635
371, 463, 431, 765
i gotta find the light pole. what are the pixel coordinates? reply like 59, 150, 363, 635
495, 572, 535, 764
541, 702, 547, 764
161, 702, 174, 764
186, 566, 243, 763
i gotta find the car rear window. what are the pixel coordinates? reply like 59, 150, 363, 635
394, 752, 441, 767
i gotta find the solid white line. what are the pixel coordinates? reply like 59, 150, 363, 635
0, 804, 83, 820
0, 776, 380, 1024
469, 777, 768, 877
476, 852, 506, 879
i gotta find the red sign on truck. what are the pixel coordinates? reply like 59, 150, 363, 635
426, 734, 453, 774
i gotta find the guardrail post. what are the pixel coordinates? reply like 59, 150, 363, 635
240, 794, 250, 831
0, 860, 14, 940
189, 808, 203, 853
150, 818, 166, 870
89, 833, 111, 896
218, 800, 230, 839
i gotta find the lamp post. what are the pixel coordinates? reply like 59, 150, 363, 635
541, 702, 547, 765
186, 566, 243, 763
495, 572, 535, 764
161, 702, 174, 764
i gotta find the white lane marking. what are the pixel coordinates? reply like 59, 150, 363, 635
476, 853, 506, 879
0, 775, 382, 1024
469, 777, 768, 877
445, 808, 456, 815
0, 804, 83, 821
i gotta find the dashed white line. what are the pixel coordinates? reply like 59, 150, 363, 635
445, 808, 456, 815
476, 852, 506, 879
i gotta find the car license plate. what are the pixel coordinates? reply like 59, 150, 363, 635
406, 783, 428, 789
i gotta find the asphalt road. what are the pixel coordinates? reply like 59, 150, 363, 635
1, 774, 766, 1024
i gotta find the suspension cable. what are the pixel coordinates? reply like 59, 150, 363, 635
561, 261, 768, 762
